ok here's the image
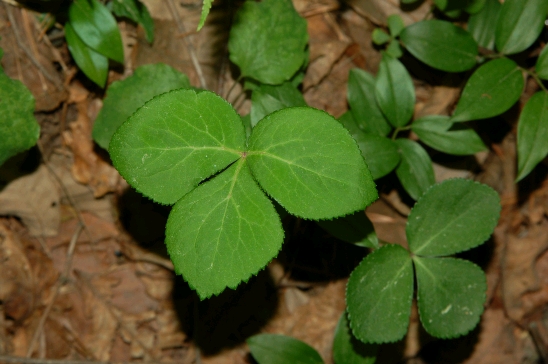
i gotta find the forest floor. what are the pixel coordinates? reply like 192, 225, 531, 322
1, 0, 548, 363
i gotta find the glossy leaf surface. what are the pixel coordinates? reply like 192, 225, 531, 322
535, 45, 548, 80
250, 82, 306, 127
247, 107, 378, 219
347, 244, 414, 344
333, 313, 377, 364
317, 211, 378, 249
407, 178, 500, 256
93, 63, 190, 149
517, 91, 548, 181
109, 89, 245, 205
451, 58, 523, 122
414, 257, 486, 338
110, 0, 154, 43
247, 334, 323, 364
400, 20, 478, 72
395, 139, 435, 201
198, 0, 213, 31
354, 133, 400, 180
468, 0, 501, 50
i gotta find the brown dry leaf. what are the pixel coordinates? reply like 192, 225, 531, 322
415, 85, 461, 118
347, 0, 432, 26
0, 164, 60, 237
366, 199, 407, 246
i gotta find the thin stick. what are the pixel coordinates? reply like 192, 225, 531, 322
165, 0, 207, 89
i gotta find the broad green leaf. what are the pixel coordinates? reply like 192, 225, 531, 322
333, 313, 377, 364
407, 178, 500, 256
247, 334, 323, 364
387, 15, 405, 37
339, 111, 362, 137
228, 0, 308, 84
385, 39, 403, 59
495, 0, 548, 55
414, 257, 486, 338
69, 0, 124, 63
347, 69, 391, 136
451, 58, 524, 122
354, 133, 400, 180
65, 22, 108, 88
0, 69, 40, 166
412, 115, 487, 155
400, 20, 478, 72
250, 82, 307, 127
467, 0, 501, 50
110, 0, 154, 43
346, 244, 414, 344
109, 89, 245, 205
93, 63, 190, 149
372, 28, 391, 45
517, 92, 548, 181
165, 160, 283, 299
535, 45, 548, 80
197, 0, 213, 31
395, 139, 435, 201
317, 211, 379, 249
466, 0, 487, 13
375, 54, 415, 128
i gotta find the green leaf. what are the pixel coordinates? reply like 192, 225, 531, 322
400, 20, 478, 72
372, 28, 391, 45
65, 22, 108, 88
354, 133, 400, 180
387, 15, 405, 37
407, 178, 500, 256
197, 0, 213, 31
165, 159, 283, 299
69, 0, 124, 63
247, 107, 378, 219
228, 0, 308, 84
247, 334, 324, 364
385, 39, 403, 59
394, 139, 435, 201
110, 0, 154, 43
317, 211, 379, 249
467, 0, 501, 50
93, 63, 190, 149
451, 58, 524, 122
347, 69, 391, 136
495, 0, 548, 55
109, 89, 245, 205
346, 244, 414, 344
465, 0, 487, 13
414, 257, 486, 338
0, 69, 40, 166
434, 0, 485, 12
250, 82, 307, 127
412, 115, 487, 155
333, 313, 377, 364
517, 91, 548, 181
375, 54, 415, 128
535, 45, 548, 80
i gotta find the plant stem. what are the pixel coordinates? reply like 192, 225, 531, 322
391, 125, 412, 140
522, 67, 548, 93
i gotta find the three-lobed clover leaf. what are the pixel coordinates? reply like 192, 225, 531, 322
347, 179, 500, 343
110, 89, 377, 298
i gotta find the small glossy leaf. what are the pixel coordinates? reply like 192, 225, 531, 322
347, 69, 391, 136
166, 160, 283, 299
333, 313, 377, 364
400, 20, 478, 72
109, 89, 245, 205
110, 0, 154, 43
69, 0, 124, 63
347, 244, 414, 344
228, 0, 308, 84
407, 178, 500, 256
317, 211, 379, 249
395, 139, 435, 201
354, 133, 400, 180
375, 54, 415, 128
247, 334, 323, 364
65, 22, 108, 88
451, 58, 524, 122
385, 39, 403, 58
467, 0, 501, 50
372, 28, 391, 45
495, 0, 548, 55
412, 115, 487, 155
0, 69, 40, 166
387, 15, 405, 37
414, 257, 486, 338
247, 107, 378, 219
536, 46, 548, 80
517, 92, 548, 181
93, 63, 190, 149
197, 0, 213, 31
250, 82, 306, 127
